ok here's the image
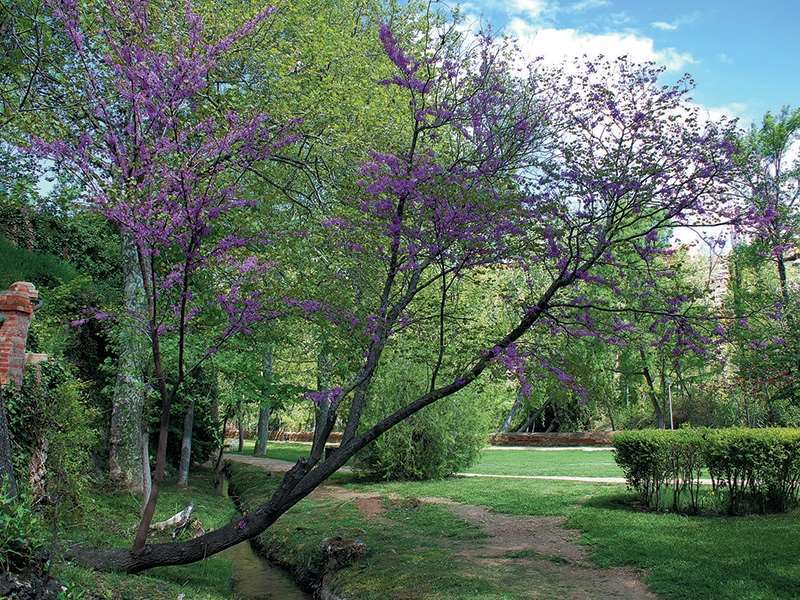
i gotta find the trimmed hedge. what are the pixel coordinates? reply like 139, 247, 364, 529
613, 428, 800, 514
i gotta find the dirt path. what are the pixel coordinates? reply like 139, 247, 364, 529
226, 453, 657, 598
317, 485, 656, 599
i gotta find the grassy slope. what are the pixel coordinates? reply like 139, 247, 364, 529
56, 468, 235, 600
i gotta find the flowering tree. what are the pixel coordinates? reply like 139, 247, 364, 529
43, 3, 738, 572
34, 0, 297, 553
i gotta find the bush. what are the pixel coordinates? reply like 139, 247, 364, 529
613, 427, 800, 514
354, 360, 490, 480
0, 488, 47, 573
705, 428, 800, 514
3, 359, 99, 504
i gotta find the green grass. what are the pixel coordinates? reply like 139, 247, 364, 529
223, 444, 800, 599
231, 442, 623, 479
345, 475, 621, 516
55, 468, 236, 599
228, 463, 534, 600
228, 439, 312, 463
347, 474, 800, 599
464, 448, 622, 477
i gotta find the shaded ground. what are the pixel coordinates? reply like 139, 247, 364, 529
226, 453, 655, 599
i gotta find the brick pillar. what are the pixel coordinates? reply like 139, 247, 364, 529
0, 281, 39, 388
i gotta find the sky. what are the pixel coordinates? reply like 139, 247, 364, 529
456, 0, 800, 126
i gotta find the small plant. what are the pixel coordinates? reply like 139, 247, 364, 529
0, 487, 47, 573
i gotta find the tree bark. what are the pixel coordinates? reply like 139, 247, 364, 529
237, 415, 244, 453
141, 428, 151, 513
108, 233, 149, 493
176, 398, 194, 488
0, 391, 17, 498
500, 388, 525, 433
253, 405, 270, 456
253, 348, 273, 457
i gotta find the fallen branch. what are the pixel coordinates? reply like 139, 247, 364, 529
150, 504, 194, 539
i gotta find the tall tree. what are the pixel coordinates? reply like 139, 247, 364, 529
46, 6, 740, 571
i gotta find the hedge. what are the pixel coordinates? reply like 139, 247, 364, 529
613, 428, 800, 514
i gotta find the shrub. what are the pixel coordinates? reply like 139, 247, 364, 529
705, 428, 800, 514
3, 359, 99, 504
354, 359, 491, 480
0, 488, 47, 573
613, 427, 800, 514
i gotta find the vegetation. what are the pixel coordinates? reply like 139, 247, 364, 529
0, 0, 796, 596
614, 428, 800, 513
56, 468, 236, 600
229, 460, 800, 600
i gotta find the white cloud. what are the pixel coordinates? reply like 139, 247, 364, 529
699, 102, 749, 124
651, 21, 678, 31
567, 0, 610, 11
508, 18, 696, 72
649, 12, 699, 32
507, 0, 549, 19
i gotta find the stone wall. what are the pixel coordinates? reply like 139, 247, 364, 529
489, 431, 614, 446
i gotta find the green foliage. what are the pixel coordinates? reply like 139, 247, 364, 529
3, 359, 98, 503
704, 428, 800, 514
0, 488, 47, 573
613, 428, 800, 514
0, 233, 77, 289
355, 359, 490, 480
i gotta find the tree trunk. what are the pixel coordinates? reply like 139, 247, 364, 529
500, 389, 525, 433
0, 392, 18, 498
253, 348, 273, 457
213, 408, 232, 489
237, 415, 244, 453
176, 399, 194, 488
141, 428, 151, 513
253, 405, 270, 456
108, 233, 149, 493
639, 347, 666, 429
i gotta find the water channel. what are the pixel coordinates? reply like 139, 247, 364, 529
220, 479, 311, 600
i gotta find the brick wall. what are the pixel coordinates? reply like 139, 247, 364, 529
0, 282, 39, 388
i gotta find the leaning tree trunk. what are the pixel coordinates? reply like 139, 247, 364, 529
500, 389, 525, 433
108, 233, 149, 493
176, 398, 195, 488
253, 348, 273, 457
0, 392, 17, 498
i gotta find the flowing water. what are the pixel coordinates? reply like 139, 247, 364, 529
221, 479, 311, 600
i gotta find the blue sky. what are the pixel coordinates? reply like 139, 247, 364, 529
457, 0, 800, 125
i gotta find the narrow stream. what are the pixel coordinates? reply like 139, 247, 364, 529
221, 479, 311, 600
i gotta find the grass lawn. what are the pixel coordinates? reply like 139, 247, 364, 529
55, 468, 236, 599
345, 475, 800, 599
227, 458, 800, 600
228, 439, 312, 463
465, 447, 622, 477
231, 441, 624, 478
